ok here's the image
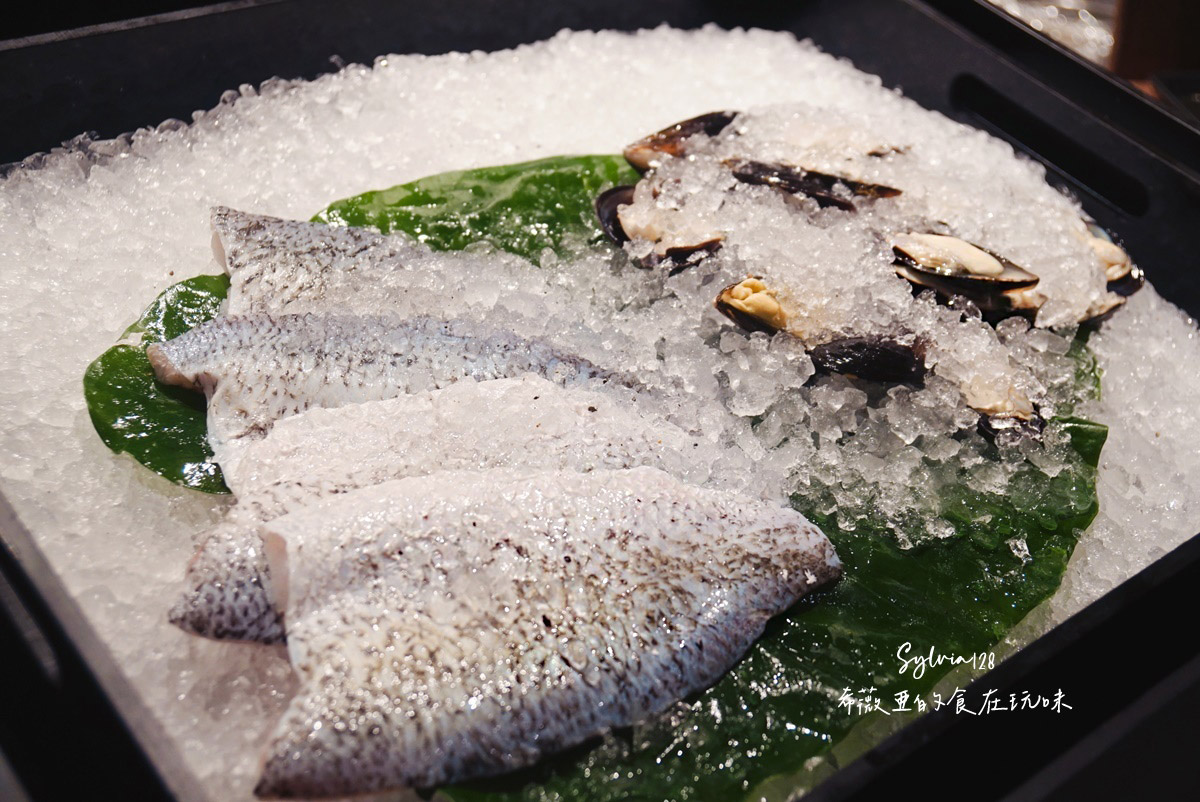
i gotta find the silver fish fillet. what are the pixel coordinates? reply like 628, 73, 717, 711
213, 206, 554, 318
146, 313, 622, 476
170, 375, 718, 644
255, 467, 841, 797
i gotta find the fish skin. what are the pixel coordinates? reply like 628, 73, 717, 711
254, 467, 840, 798
213, 207, 549, 318
145, 313, 623, 477
213, 205, 421, 317
168, 483, 309, 644
168, 375, 720, 645
169, 516, 285, 643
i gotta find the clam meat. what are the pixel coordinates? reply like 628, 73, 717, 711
599, 105, 1148, 435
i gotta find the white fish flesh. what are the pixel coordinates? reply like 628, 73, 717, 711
223, 374, 715, 495
170, 375, 719, 644
213, 207, 554, 318
254, 467, 840, 797
145, 314, 623, 476
213, 205, 422, 316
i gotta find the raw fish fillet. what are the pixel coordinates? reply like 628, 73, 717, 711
170, 375, 719, 644
213, 207, 551, 318
146, 314, 622, 476
255, 467, 841, 797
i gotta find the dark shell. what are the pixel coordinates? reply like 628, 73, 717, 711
727, 159, 902, 212
1108, 263, 1145, 298
894, 263, 1043, 314
623, 111, 738, 172
868, 145, 909, 158
892, 235, 1043, 321
595, 185, 635, 246
643, 239, 723, 274
809, 336, 927, 384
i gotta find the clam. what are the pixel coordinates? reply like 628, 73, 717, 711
714, 277, 927, 384
808, 337, 927, 384
1072, 223, 1145, 325
623, 111, 738, 173
637, 238, 724, 273
713, 277, 786, 334
727, 159, 902, 212
595, 185, 634, 245
1085, 222, 1144, 298
595, 183, 723, 272
891, 233, 1045, 319
605, 115, 902, 272
714, 275, 1046, 433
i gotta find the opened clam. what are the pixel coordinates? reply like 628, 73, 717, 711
713, 277, 786, 335
599, 109, 1159, 439
1086, 222, 1144, 298
891, 232, 1046, 319
599, 111, 902, 270
1072, 223, 1144, 324
715, 277, 928, 386
623, 110, 738, 172
727, 159, 902, 212
596, 180, 724, 271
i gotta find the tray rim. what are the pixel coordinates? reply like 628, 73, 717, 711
1, 0, 1198, 799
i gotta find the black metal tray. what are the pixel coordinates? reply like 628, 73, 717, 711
2, 1, 1199, 799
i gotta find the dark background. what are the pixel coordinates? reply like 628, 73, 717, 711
5, 1, 222, 39
2, 1, 1198, 800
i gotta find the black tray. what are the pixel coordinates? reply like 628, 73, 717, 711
2, 1, 1199, 799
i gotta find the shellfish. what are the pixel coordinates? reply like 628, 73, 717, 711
601, 111, 901, 269
726, 158, 902, 212
623, 110, 738, 172
714, 277, 927, 386
601, 108, 1152, 435
713, 274, 1038, 427
890, 232, 1047, 321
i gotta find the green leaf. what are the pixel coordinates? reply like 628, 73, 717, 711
313, 155, 639, 262
85, 155, 638, 493
122, 273, 231, 344
1053, 416, 1108, 468
440, 417, 1103, 802
83, 275, 230, 493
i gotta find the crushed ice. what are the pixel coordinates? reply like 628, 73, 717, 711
0, 25, 1197, 802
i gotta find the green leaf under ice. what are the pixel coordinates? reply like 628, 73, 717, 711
82, 156, 1108, 802
83, 274, 230, 494
313, 155, 639, 262
83, 156, 636, 493
437, 418, 1104, 802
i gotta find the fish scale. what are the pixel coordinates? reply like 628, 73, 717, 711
213, 206, 552, 319
167, 375, 733, 644
254, 467, 841, 798
146, 313, 623, 478
214, 205, 422, 315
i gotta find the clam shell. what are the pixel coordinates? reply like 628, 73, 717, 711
623, 110, 738, 172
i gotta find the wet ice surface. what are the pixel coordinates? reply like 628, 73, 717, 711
1008, 286, 1200, 639
0, 25, 1197, 802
